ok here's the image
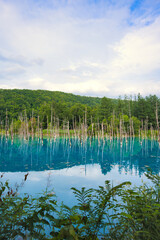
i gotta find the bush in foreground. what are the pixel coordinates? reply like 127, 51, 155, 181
0, 170, 160, 240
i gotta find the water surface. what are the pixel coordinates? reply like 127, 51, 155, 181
0, 136, 160, 206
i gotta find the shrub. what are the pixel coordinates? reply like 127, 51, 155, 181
0, 170, 159, 239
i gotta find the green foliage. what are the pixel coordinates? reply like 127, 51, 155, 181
0, 170, 160, 239
109, 170, 160, 240
0, 89, 160, 133
0, 89, 100, 121
87, 123, 96, 135
131, 116, 141, 134
99, 97, 114, 121
13, 119, 22, 133
0, 176, 57, 240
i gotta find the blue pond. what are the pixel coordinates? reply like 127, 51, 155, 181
0, 136, 160, 206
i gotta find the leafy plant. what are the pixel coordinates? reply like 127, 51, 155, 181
109, 170, 160, 240
0, 175, 57, 239
0, 170, 160, 239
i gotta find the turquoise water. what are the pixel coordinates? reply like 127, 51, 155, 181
0, 136, 160, 206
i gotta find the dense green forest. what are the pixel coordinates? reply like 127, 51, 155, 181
0, 89, 160, 130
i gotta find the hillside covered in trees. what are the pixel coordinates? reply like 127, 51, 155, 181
0, 89, 160, 130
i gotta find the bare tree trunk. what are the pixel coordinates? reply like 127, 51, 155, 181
156, 102, 160, 143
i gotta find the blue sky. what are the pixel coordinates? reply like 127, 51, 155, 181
0, 0, 160, 97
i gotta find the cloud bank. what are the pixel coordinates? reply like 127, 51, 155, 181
0, 0, 160, 97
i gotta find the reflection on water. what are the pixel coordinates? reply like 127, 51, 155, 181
0, 136, 160, 205
0, 136, 160, 176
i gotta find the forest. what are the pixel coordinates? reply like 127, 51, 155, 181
0, 89, 160, 133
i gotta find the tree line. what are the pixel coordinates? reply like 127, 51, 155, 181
0, 89, 160, 131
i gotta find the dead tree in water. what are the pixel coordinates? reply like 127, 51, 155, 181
5, 109, 9, 137
156, 102, 160, 143
37, 115, 40, 139
68, 120, 71, 146
31, 109, 34, 139
119, 116, 123, 146
144, 117, 148, 139
50, 106, 53, 139
11, 119, 14, 143
102, 122, 104, 141
0, 118, 3, 136
47, 116, 49, 137
85, 107, 87, 138
40, 122, 43, 145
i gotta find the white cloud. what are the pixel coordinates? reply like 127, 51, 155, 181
0, 0, 160, 97
28, 77, 45, 87
27, 78, 110, 94
112, 17, 160, 75
104, 16, 160, 96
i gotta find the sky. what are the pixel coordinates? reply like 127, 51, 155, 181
0, 0, 160, 98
